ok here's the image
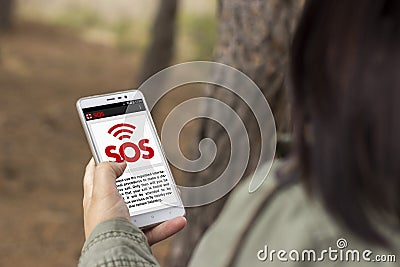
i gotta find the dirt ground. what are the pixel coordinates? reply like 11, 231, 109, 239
0, 21, 179, 266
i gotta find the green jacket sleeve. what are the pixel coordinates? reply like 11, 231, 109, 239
78, 218, 160, 267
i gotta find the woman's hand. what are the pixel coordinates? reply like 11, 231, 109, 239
83, 158, 186, 245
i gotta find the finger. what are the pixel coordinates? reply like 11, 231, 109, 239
145, 216, 187, 246
83, 158, 96, 206
93, 161, 127, 197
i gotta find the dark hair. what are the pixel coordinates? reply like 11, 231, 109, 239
290, 0, 400, 246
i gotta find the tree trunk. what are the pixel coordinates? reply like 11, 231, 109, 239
167, 1, 304, 266
0, 0, 15, 33
137, 0, 178, 84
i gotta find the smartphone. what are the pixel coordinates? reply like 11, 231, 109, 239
76, 89, 185, 228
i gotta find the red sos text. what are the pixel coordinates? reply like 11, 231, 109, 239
105, 123, 155, 163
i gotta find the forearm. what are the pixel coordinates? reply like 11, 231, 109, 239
78, 218, 160, 267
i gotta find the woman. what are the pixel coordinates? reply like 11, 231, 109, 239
78, 1, 400, 266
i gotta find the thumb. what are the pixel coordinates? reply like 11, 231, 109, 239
93, 161, 127, 196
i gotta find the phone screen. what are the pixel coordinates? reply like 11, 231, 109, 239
82, 99, 180, 216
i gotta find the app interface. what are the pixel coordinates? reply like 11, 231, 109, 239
83, 99, 179, 216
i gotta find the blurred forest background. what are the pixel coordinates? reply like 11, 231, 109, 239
0, 0, 303, 266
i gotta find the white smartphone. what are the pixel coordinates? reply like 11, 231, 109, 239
76, 89, 185, 228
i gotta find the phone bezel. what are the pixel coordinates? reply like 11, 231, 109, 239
76, 89, 185, 228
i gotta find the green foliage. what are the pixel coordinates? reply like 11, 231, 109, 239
178, 13, 217, 60
48, 7, 149, 54
25, 6, 216, 60
53, 7, 104, 30
112, 19, 147, 53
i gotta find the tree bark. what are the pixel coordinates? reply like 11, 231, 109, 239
137, 0, 178, 84
0, 0, 15, 33
167, 1, 304, 267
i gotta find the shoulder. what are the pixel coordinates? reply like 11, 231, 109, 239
189, 160, 305, 267
190, 160, 400, 267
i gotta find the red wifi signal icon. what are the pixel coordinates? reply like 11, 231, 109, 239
108, 123, 136, 140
